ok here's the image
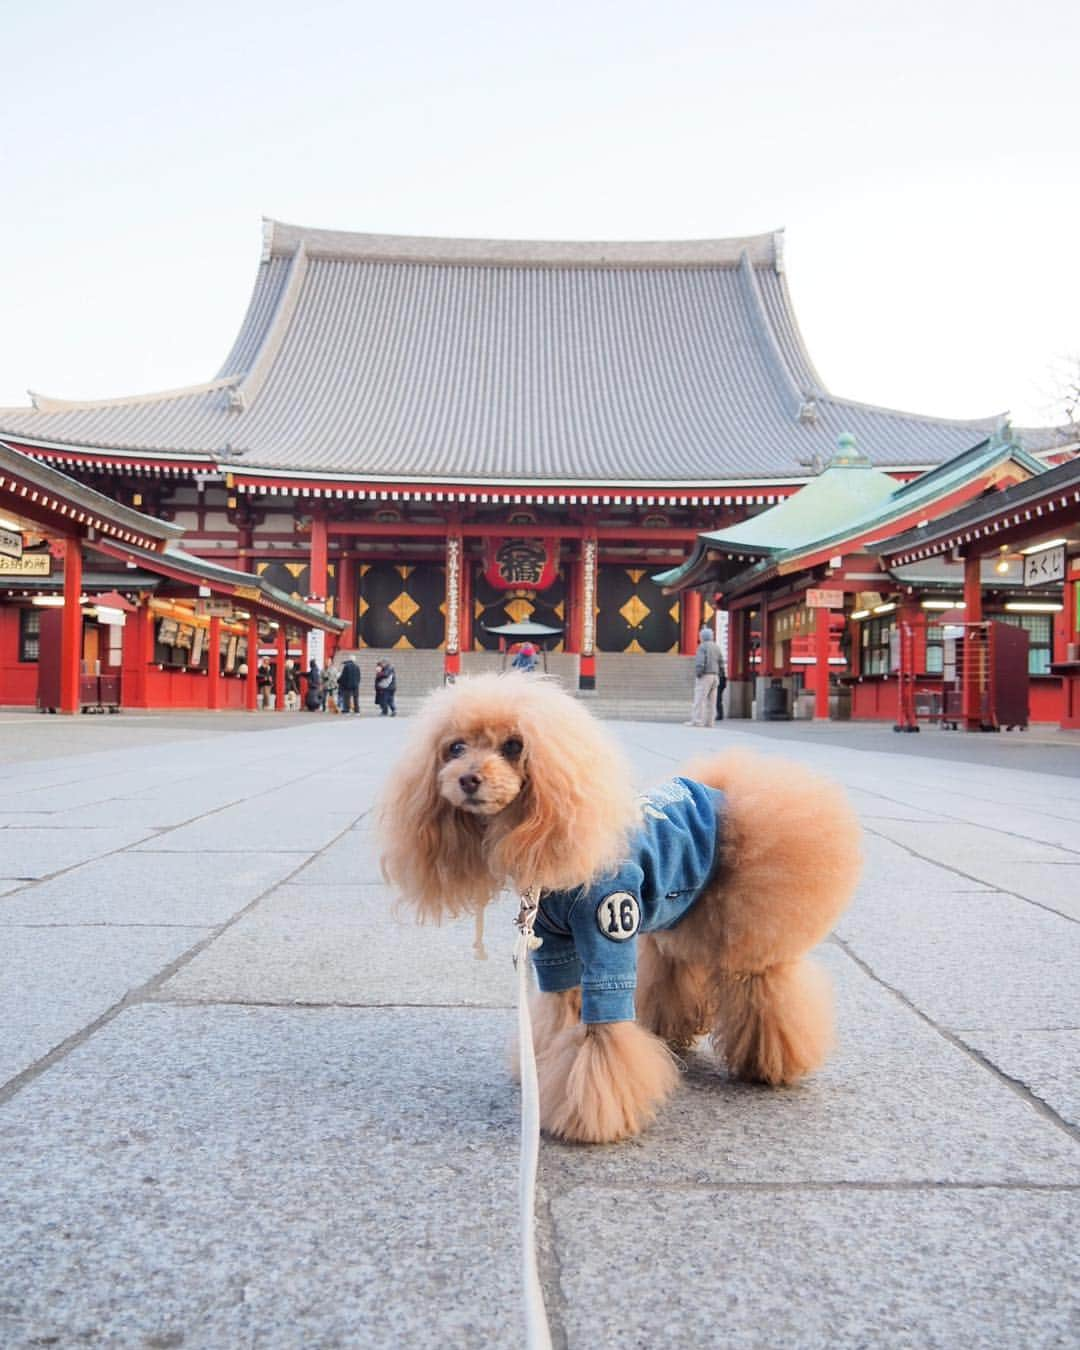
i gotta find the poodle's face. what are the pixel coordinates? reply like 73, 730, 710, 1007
436, 722, 528, 817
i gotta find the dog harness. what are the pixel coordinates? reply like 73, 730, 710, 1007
530, 776, 725, 1023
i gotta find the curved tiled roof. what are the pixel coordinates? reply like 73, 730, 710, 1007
0, 219, 1043, 484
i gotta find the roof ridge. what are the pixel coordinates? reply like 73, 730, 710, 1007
226, 243, 309, 412
262, 218, 784, 269
735, 252, 804, 420
26, 377, 238, 415
819, 391, 1003, 430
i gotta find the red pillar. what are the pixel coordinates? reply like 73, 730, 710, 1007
122, 598, 153, 708
812, 605, 831, 719
760, 604, 774, 677
275, 625, 287, 711
245, 618, 258, 711
207, 616, 222, 710
962, 553, 984, 731
310, 512, 329, 603
59, 536, 83, 715
680, 590, 703, 655
565, 557, 580, 654
337, 553, 357, 650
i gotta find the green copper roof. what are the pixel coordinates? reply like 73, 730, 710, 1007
654, 430, 1046, 592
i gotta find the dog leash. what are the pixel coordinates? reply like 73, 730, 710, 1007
513, 886, 554, 1350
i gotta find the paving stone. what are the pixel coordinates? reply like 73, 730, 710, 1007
134, 805, 356, 854
0, 850, 311, 927
0, 826, 154, 879
835, 886, 1080, 1030
161, 883, 518, 1007
549, 1188, 1080, 1349
538, 945, 1080, 1188
956, 860, 1080, 921
0, 1005, 520, 1350
867, 818, 1077, 864
0, 926, 211, 1085
287, 828, 385, 884
958, 1027, 1080, 1130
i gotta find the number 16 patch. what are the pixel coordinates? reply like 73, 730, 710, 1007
597, 891, 640, 941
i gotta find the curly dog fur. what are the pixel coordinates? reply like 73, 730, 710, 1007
379, 672, 862, 1144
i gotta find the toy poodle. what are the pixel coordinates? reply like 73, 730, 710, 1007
379, 672, 861, 1144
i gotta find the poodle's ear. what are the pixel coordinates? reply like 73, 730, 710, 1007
490, 692, 637, 893
377, 729, 497, 922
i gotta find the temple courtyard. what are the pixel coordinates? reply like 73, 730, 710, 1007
0, 708, 1077, 1347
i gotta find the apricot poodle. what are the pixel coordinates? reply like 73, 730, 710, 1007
378, 672, 861, 1145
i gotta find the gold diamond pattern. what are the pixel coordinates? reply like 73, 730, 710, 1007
389, 592, 420, 625
505, 597, 534, 624
619, 595, 651, 629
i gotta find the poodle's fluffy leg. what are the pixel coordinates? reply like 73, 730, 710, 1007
536, 1020, 680, 1144
713, 959, 834, 1085
508, 988, 581, 1083
635, 934, 711, 1052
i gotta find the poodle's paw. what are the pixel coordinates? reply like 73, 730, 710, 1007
636, 956, 711, 1052
714, 959, 835, 1085
537, 1020, 680, 1144
508, 988, 582, 1083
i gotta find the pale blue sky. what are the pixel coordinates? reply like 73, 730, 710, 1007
2, 0, 1077, 427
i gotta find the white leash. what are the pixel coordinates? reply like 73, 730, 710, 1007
513, 887, 554, 1350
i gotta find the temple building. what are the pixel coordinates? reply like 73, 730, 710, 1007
0, 219, 1069, 702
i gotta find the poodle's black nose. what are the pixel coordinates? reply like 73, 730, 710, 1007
459, 773, 482, 796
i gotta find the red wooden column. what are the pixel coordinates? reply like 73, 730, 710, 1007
680, 590, 703, 655
444, 531, 463, 678
578, 533, 598, 690
962, 552, 984, 731
275, 625, 287, 711
59, 535, 83, 715
811, 604, 831, 719
336, 553, 357, 649
121, 598, 153, 708
207, 615, 222, 710
245, 618, 259, 711
309, 511, 329, 603
564, 556, 580, 654
759, 603, 774, 677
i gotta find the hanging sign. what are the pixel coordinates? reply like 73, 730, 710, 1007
805, 588, 844, 609
0, 527, 22, 560
1023, 545, 1065, 588
0, 552, 49, 576
196, 597, 235, 619
483, 538, 558, 592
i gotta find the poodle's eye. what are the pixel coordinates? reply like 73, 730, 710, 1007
501, 737, 524, 760
446, 740, 467, 760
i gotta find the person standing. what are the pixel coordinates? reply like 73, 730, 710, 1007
337, 655, 361, 714
374, 659, 397, 716
322, 660, 338, 713
256, 658, 273, 710
304, 659, 322, 711
687, 625, 722, 728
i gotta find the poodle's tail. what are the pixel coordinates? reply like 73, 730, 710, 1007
712, 958, 834, 1085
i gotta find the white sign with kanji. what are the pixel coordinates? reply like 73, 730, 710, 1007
1023, 546, 1065, 587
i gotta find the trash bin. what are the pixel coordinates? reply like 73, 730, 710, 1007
762, 679, 790, 721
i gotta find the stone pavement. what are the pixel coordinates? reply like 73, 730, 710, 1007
0, 709, 1077, 1348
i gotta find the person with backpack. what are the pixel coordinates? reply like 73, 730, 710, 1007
374, 659, 397, 716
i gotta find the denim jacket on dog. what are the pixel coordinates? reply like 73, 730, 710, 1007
531, 776, 725, 1023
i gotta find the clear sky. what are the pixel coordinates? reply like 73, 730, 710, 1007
2, 0, 1077, 429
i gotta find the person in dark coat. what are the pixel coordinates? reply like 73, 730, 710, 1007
374, 659, 397, 716
337, 656, 361, 714
304, 659, 323, 711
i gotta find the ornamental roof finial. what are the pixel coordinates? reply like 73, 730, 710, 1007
827, 431, 872, 469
